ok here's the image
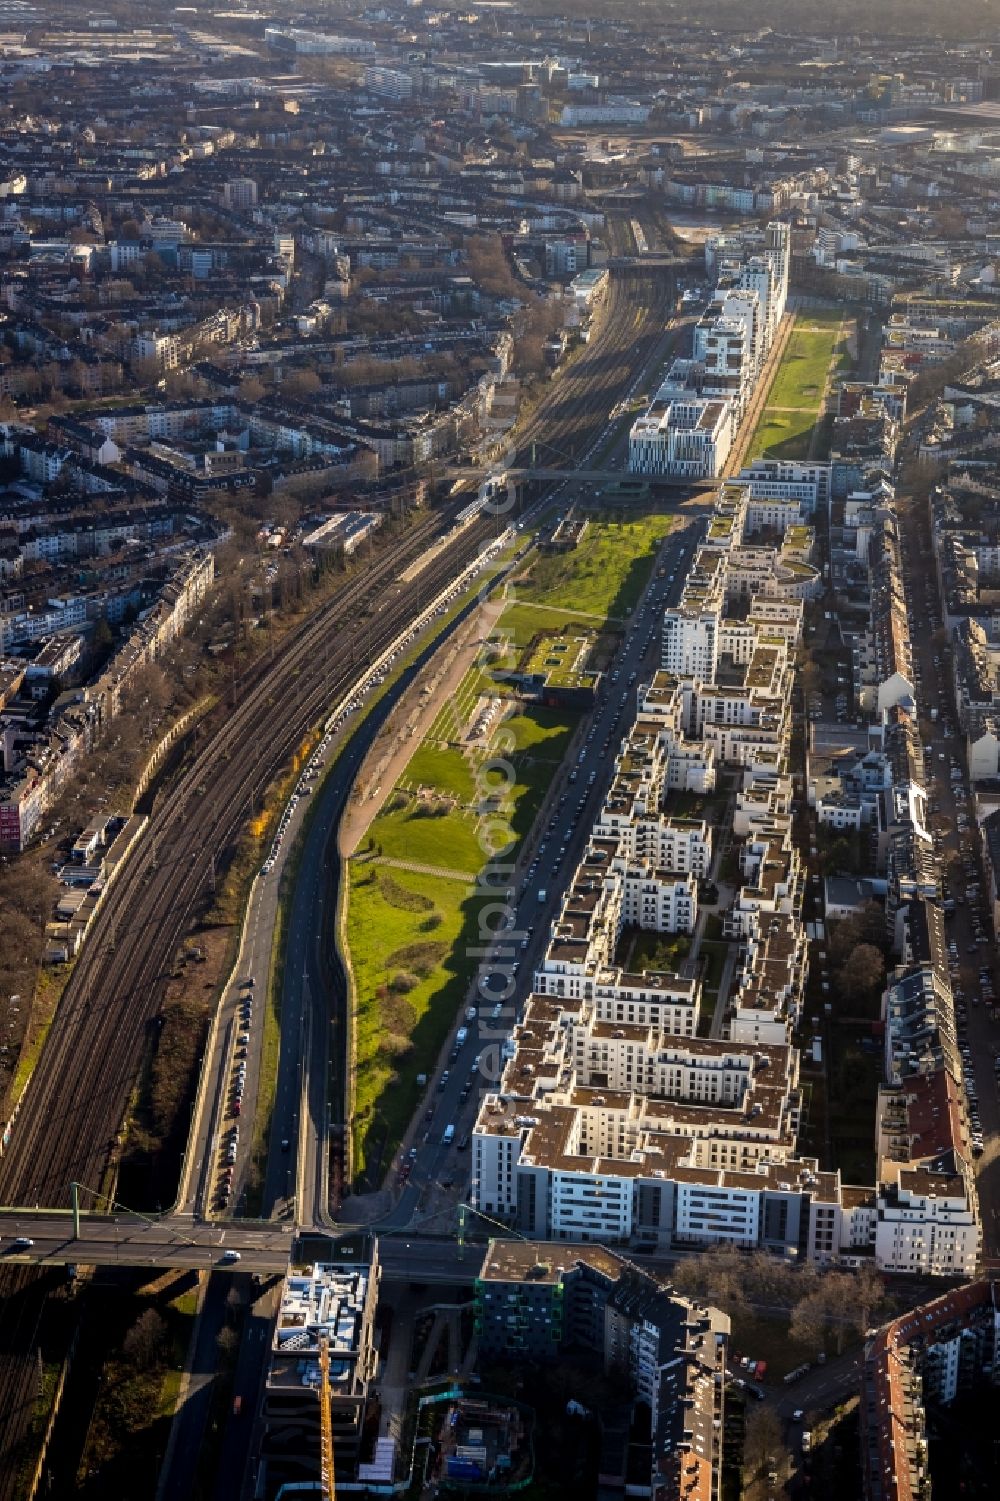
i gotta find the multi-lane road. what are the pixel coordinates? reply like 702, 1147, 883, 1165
0, 1208, 520, 1289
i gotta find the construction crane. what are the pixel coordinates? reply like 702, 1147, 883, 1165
317, 1333, 336, 1501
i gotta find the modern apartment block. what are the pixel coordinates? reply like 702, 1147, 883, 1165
257, 1235, 380, 1497
629, 395, 736, 480
472, 470, 980, 1276
630, 222, 789, 478
363, 65, 414, 101
474, 483, 821, 1256
475, 1239, 729, 1501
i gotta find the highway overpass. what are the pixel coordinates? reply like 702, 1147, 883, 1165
0, 1210, 489, 1284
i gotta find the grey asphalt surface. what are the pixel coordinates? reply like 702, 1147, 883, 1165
0, 1212, 295, 1271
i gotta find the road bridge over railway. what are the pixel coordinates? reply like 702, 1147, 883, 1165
607, 255, 688, 271
0, 1210, 484, 1284
450, 465, 717, 489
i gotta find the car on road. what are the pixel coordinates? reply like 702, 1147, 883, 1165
221, 1249, 241, 1263
11, 1237, 34, 1250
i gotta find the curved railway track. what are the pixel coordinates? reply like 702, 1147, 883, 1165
0, 507, 482, 1209
0, 259, 674, 1491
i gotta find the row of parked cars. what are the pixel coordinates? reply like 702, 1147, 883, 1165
214, 981, 254, 1209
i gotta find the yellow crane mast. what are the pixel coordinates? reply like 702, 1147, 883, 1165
317, 1333, 336, 1500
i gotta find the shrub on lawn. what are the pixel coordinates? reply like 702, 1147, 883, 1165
376, 871, 434, 912
387, 940, 448, 973
411, 798, 451, 818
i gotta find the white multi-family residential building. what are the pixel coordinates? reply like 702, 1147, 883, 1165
363, 65, 414, 101
875, 1170, 980, 1278
629, 396, 735, 479
470, 465, 980, 1274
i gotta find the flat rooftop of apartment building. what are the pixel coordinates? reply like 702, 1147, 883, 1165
272, 1261, 370, 1359
478, 1237, 624, 1284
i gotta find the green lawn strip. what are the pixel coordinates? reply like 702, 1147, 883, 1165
348, 862, 485, 1176
513, 513, 670, 620
488, 706, 580, 839
402, 742, 477, 804
348, 700, 577, 1180
748, 313, 850, 462
495, 600, 609, 650
750, 412, 817, 461
795, 306, 847, 326
765, 329, 842, 409
366, 796, 484, 873
503, 705, 578, 754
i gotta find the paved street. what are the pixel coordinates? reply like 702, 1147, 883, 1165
897, 494, 1000, 1258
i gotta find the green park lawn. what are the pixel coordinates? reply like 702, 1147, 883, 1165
765, 327, 842, 409
348, 699, 577, 1180
750, 409, 821, 461
403, 742, 477, 804
749, 313, 851, 462
514, 512, 671, 621
348, 862, 482, 1179
363, 796, 484, 874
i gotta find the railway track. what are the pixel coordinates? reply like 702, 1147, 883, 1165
0, 508, 481, 1210
0, 509, 490, 1501
0, 255, 673, 1490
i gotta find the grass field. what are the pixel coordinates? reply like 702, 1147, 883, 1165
364, 796, 484, 873
349, 698, 577, 1179
403, 742, 477, 804
748, 313, 851, 462
750, 408, 821, 460
495, 600, 608, 649
513, 513, 670, 622
348, 861, 482, 1177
